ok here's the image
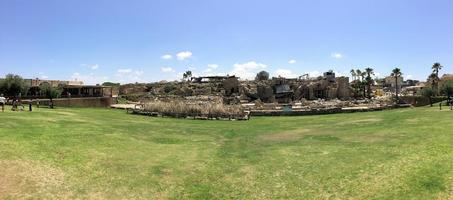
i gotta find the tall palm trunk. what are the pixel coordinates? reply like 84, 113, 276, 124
395, 77, 398, 100
436, 69, 439, 95
435, 69, 439, 96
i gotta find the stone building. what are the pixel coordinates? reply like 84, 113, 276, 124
191, 75, 240, 96
250, 71, 351, 103
62, 85, 118, 97
293, 72, 350, 101
25, 78, 117, 98
384, 76, 404, 93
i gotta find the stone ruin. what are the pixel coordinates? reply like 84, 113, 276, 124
120, 71, 397, 116
119, 72, 353, 104
240, 71, 351, 103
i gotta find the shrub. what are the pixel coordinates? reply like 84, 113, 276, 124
143, 101, 245, 119
163, 84, 177, 93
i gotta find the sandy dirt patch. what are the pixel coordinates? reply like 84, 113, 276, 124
0, 159, 70, 199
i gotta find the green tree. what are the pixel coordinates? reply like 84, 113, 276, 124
183, 70, 192, 81
0, 74, 29, 98
350, 69, 356, 96
39, 83, 62, 108
350, 69, 356, 81
432, 62, 443, 95
428, 73, 438, 94
102, 82, 120, 87
255, 71, 270, 81
440, 79, 453, 103
391, 68, 403, 100
350, 69, 365, 98
354, 69, 367, 97
365, 67, 375, 99
420, 87, 435, 107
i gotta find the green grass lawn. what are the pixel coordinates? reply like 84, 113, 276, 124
1, 106, 453, 199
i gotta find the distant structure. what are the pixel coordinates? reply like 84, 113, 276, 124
384, 76, 404, 93
441, 74, 453, 80
25, 78, 118, 98
242, 71, 352, 103
26, 78, 84, 87
191, 75, 240, 96
403, 82, 426, 96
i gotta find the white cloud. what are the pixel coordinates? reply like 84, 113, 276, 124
207, 64, 219, 69
301, 70, 345, 79
161, 54, 172, 60
275, 69, 298, 78
331, 53, 343, 59
117, 69, 132, 73
332, 70, 347, 77
306, 70, 322, 78
288, 59, 297, 64
161, 67, 175, 73
405, 74, 413, 80
91, 64, 99, 70
115, 68, 145, 83
188, 66, 197, 70
201, 64, 220, 75
231, 61, 267, 80
38, 72, 48, 79
202, 68, 216, 74
71, 72, 109, 85
176, 51, 192, 60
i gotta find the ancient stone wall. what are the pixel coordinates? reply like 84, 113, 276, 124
117, 74, 352, 104
38, 97, 117, 107
336, 77, 351, 99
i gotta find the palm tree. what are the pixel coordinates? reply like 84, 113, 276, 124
350, 69, 356, 81
432, 62, 443, 78
183, 70, 192, 81
350, 69, 358, 97
432, 62, 443, 95
365, 67, 374, 98
352, 69, 362, 97
428, 73, 438, 93
359, 71, 367, 97
355, 69, 362, 81
390, 68, 403, 100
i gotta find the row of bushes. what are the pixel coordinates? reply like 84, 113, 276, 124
142, 101, 247, 119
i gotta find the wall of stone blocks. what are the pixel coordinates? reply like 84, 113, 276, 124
38, 97, 117, 108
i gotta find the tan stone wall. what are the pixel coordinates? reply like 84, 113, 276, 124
38, 97, 117, 107
336, 77, 351, 99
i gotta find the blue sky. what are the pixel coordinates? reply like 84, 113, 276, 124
1, 0, 452, 84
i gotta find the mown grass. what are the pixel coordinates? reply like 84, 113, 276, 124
0, 106, 453, 199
